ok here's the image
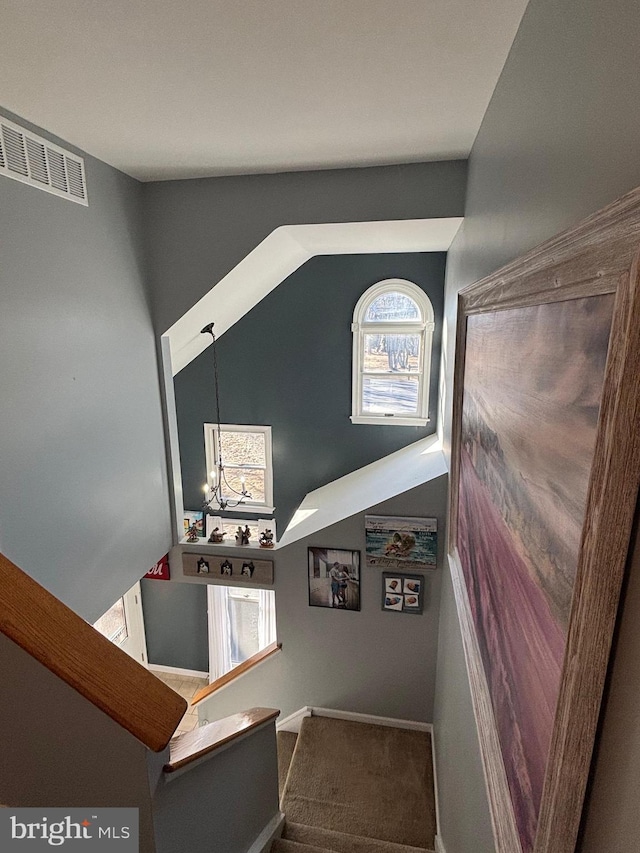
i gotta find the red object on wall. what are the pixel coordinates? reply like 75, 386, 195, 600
144, 554, 170, 581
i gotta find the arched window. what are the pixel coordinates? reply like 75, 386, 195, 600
351, 279, 434, 426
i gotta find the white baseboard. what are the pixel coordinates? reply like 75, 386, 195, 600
148, 663, 209, 679
434, 834, 446, 853
309, 706, 432, 732
431, 723, 441, 841
276, 706, 312, 734
245, 811, 285, 853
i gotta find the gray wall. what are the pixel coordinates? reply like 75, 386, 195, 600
141, 578, 209, 672
435, 0, 640, 850
432, 568, 496, 853
175, 252, 445, 531
152, 723, 279, 853
0, 633, 156, 852
192, 475, 447, 725
0, 108, 172, 621
142, 160, 466, 335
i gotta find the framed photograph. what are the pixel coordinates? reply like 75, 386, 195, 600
308, 548, 360, 611
382, 573, 424, 614
448, 191, 640, 853
365, 516, 437, 569
183, 510, 205, 538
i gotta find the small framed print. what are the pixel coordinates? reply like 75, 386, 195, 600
184, 510, 205, 538
220, 559, 233, 576
382, 573, 424, 614
196, 558, 210, 575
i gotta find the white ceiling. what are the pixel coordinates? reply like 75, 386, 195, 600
0, 0, 529, 182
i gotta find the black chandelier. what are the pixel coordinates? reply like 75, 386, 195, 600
200, 322, 252, 513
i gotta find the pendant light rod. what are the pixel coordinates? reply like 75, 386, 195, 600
200, 322, 252, 513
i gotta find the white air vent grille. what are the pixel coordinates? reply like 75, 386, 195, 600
47, 148, 68, 192
0, 115, 88, 206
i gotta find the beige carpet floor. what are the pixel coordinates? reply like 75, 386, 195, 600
280, 716, 436, 850
278, 822, 433, 853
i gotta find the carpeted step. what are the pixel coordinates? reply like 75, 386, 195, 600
271, 839, 333, 853
281, 715, 435, 850
277, 730, 299, 798
284, 821, 433, 853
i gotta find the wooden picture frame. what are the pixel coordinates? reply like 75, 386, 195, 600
449, 188, 640, 853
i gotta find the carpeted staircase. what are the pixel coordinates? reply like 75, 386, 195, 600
272, 715, 436, 853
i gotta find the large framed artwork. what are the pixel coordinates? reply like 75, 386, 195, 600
449, 189, 640, 853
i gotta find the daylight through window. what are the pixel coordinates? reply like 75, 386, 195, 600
207, 585, 277, 680
351, 280, 434, 425
204, 423, 274, 513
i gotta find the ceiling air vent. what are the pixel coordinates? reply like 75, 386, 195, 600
0, 115, 88, 206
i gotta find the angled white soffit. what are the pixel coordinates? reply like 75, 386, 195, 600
278, 434, 448, 548
164, 218, 463, 375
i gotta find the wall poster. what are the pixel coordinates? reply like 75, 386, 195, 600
365, 516, 437, 569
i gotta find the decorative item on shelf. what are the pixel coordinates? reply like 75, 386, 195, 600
197, 558, 210, 575
208, 526, 225, 544
200, 321, 253, 513
259, 528, 274, 548
186, 523, 200, 543
182, 552, 274, 585
184, 510, 205, 538
235, 524, 251, 546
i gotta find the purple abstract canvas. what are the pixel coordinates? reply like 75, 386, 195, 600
457, 294, 614, 851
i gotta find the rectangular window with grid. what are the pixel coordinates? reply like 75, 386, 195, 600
204, 424, 274, 513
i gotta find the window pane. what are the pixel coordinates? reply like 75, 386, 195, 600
222, 467, 266, 503
363, 375, 420, 415
226, 590, 260, 665
363, 333, 420, 372
365, 292, 420, 322
93, 598, 128, 646
220, 431, 265, 466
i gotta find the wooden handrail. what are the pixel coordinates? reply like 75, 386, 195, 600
0, 552, 187, 752
191, 641, 282, 706
165, 707, 280, 773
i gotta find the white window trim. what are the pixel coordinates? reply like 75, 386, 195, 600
351, 279, 435, 426
207, 585, 277, 682
204, 423, 275, 514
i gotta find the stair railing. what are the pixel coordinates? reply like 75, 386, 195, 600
0, 551, 186, 751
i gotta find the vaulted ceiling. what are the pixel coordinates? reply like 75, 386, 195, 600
1, 0, 529, 181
